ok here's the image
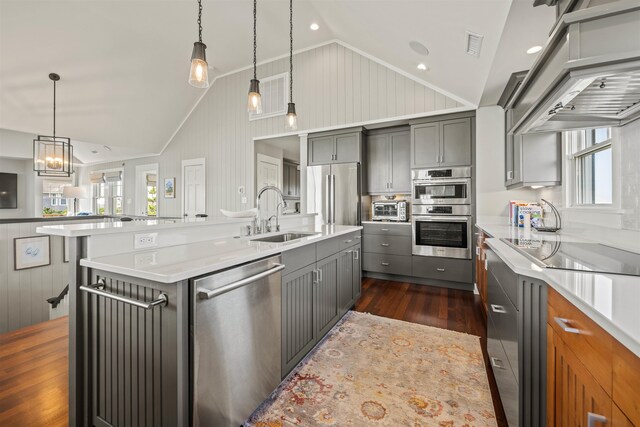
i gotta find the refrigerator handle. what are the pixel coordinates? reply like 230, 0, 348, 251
326, 174, 335, 224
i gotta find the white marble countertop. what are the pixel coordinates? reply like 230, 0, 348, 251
36, 213, 316, 237
80, 224, 361, 284
476, 217, 640, 357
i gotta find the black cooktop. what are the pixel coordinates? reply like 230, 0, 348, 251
501, 238, 640, 277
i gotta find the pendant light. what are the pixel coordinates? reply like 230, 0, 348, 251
188, 0, 209, 88
285, 0, 297, 131
33, 73, 74, 177
247, 0, 262, 113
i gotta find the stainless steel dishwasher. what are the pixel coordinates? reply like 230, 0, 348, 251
192, 255, 284, 427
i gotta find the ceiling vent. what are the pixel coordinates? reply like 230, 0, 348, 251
465, 31, 484, 57
249, 72, 289, 121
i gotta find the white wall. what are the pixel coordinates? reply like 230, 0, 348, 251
0, 128, 34, 159
475, 106, 536, 217
619, 119, 640, 230
79, 42, 464, 218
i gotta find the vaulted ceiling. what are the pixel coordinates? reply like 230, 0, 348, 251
0, 0, 554, 163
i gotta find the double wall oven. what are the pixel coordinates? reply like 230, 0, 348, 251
411, 167, 472, 259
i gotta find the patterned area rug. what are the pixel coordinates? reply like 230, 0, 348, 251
246, 311, 497, 426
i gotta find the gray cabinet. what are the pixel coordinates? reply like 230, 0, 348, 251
283, 161, 300, 198
308, 129, 363, 165
362, 223, 413, 276
366, 129, 410, 194
281, 264, 317, 375
505, 131, 561, 189
411, 117, 472, 168
281, 232, 362, 377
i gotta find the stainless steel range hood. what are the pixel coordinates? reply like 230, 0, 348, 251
506, 1, 640, 134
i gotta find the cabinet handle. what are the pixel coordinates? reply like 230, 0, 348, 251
491, 304, 507, 314
507, 170, 513, 180
318, 268, 323, 283
554, 317, 580, 334
344, 239, 353, 244
436, 267, 446, 272
381, 262, 390, 266
81, 279, 168, 309
345, 250, 353, 254
355, 235, 361, 239
313, 269, 319, 284
380, 243, 390, 247
490, 357, 505, 370
587, 413, 607, 427
476, 247, 480, 256
485, 260, 488, 270
353, 249, 359, 260
380, 228, 390, 232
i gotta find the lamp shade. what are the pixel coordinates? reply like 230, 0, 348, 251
63, 186, 87, 199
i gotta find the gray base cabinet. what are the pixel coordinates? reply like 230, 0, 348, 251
485, 247, 547, 427
281, 232, 362, 377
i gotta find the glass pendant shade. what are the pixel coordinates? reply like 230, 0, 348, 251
189, 42, 209, 88
247, 79, 262, 113
285, 103, 297, 131
33, 136, 73, 177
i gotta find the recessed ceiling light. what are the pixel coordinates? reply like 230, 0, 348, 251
310, 23, 319, 31
409, 41, 429, 56
91, 150, 99, 155
417, 63, 428, 71
527, 45, 543, 55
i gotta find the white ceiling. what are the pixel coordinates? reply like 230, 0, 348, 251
0, 0, 554, 163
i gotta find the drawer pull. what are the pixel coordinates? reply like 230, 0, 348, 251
380, 243, 390, 247
356, 235, 362, 239
381, 262, 390, 266
476, 247, 480, 256
490, 357, 505, 370
345, 250, 353, 254
353, 249, 359, 260
436, 268, 446, 272
587, 412, 607, 427
345, 239, 353, 243
491, 304, 507, 314
554, 317, 580, 334
381, 228, 390, 231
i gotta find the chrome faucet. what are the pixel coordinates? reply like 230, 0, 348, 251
255, 185, 287, 234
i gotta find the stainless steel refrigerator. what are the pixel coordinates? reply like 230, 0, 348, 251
307, 163, 361, 225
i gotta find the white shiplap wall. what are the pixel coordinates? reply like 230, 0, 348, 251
82, 42, 463, 217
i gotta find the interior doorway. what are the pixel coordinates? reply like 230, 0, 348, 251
182, 158, 206, 218
256, 153, 282, 218
135, 163, 158, 217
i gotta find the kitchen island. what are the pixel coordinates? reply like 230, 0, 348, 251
38, 216, 361, 427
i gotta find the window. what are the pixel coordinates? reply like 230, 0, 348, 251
42, 180, 72, 216
569, 128, 612, 205
91, 170, 124, 215
146, 173, 157, 217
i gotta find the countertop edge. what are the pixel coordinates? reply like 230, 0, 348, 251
80, 225, 362, 284
485, 237, 640, 358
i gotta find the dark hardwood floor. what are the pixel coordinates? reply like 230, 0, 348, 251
0, 316, 68, 427
0, 278, 507, 427
355, 277, 509, 427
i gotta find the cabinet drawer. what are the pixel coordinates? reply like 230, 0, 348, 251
362, 253, 412, 276
411, 256, 472, 283
487, 270, 519, 379
363, 223, 412, 237
548, 287, 613, 395
339, 231, 361, 251
282, 243, 316, 275
487, 314, 519, 427
485, 248, 518, 307
362, 234, 411, 256
316, 237, 341, 261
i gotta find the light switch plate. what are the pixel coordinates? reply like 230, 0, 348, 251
241, 196, 247, 204
134, 232, 158, 249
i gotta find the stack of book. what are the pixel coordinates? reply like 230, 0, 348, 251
508, 201, 543, 228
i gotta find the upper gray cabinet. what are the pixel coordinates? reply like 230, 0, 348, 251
308, 128, 363, 165
410, 115, 473, 168
366, 128, 410, 195
505, 131, 562, 189
283, 160, 300, 198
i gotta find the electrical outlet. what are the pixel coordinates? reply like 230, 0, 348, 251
134, 232, 158, 249
238, 186, 245, 195
241, 196, 247, 204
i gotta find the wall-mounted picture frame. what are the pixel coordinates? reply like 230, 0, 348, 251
164, 177, 175, 199
14, 236, 51, 270
62, 237, 70, 263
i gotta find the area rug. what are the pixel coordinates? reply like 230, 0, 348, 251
245, 311, 497, 426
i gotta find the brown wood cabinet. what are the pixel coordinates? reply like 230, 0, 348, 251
474, 228, 488, 318
547, 287, 640, 427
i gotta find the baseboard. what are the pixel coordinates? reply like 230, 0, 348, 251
363, 271, 474, 291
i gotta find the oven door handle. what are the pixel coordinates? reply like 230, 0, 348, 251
412, 179, 471, 186
412, 216, 470, 222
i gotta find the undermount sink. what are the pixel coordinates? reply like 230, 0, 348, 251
251, 232, 318, 243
